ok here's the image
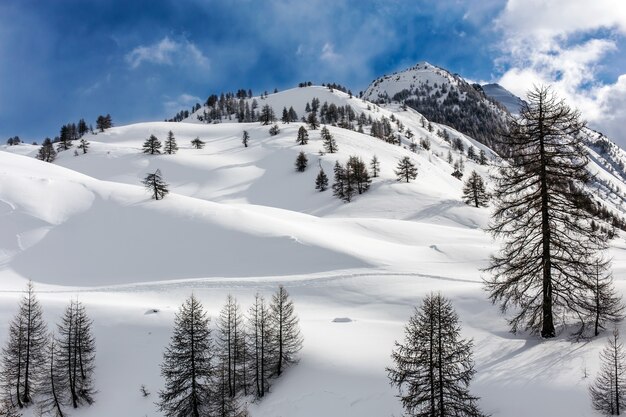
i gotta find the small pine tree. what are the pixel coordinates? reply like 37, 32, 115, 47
370, 155, 380, 178
387, 293, 486, 417
269, 286, 302, 377
395, 156, 418, 183
142, 135, 162, 155
590, 328, 626, 415
332, 161, 346, 201
0, 282, 48, 408
321, 127, 337, 153
142, 169, 169, 200
269, 125, 280, 136
478, 149, 488, 165
447, 150, 453, 164
242, 131, 250, 147
158, 295, 216, 417
296, 126, 309, 145
462, 171, 489, 208
315, 168, 329, 191
307, 112, 320, 130
164, 131, 178, 155
191, 137, 205, 149
36, 138, 57, 163
295, 152, 308, 172
77, 138, 89, 154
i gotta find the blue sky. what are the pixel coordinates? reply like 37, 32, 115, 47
2, 0, 625, 144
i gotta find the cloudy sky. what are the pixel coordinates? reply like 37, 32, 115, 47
2, 0, 625, 145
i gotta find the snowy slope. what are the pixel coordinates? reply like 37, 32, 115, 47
2, 85, 626, 417
482, 83, 525, 115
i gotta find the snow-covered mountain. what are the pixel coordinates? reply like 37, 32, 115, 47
482, 83, 525, 114
2, 75, 626, 417
363, 62, 509, 149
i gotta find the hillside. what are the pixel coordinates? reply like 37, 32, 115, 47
1, 84, 626, 417
362, 62, 510, 150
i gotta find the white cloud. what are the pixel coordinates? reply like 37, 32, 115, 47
164, 93, 202, 115
495, 0, 626, 144
125, 36, 209, 70
320, 42, 340, 62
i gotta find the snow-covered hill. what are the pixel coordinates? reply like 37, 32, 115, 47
482, 83, 525, 115
363, 62, 509, 149
2, 83, 626, 417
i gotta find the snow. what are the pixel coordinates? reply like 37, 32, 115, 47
482, 83, 525, 115
0, 86, 624, 417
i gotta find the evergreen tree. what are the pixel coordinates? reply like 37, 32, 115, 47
462, 171, 489, 208
36, 139, 57, 163
259, 105, 275, 125
296, 126, 309, 145
57, 126, 72, 152
242, 131, 250, 147
216, 295, 247, 399
281, 107, 290, 124
77, 138, 89, 154
295, 152, 308, 172
191, 138, 205, 149
288, 107, 298, 122
332, 161, 346, 201
0, 282, 48, 408
164, 131, 178, 155
395, 156, 418, 183
142, 169, 169, 200
321, 127, 337, 153
467, 145, 476, 160
269, 286, 302, 377
315, 168, 329, 192
269, 125, 280, 136
158, 295, 216, 417
387, 293, 486, 417
56, 301, 95, 408
370, 155, 380, 178
307, 112, 320, 130
37, 339, 68, 417
591, 328, 626, 415
142, 135, 162, 155
77, 119, 88, 138
485, 85, 611, 338
478, 149, 488, 165
246, 294, 272, 399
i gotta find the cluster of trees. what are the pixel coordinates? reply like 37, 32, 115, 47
332, 156, 372, 202
142, 131, 178, 155
158, 286, 302, 417
5, 136, 21, 146
34, 114, 113, 163
375, 78, 509, 151
0, 282, 95, 417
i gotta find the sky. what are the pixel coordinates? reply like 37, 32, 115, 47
1, 0, 625, 145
